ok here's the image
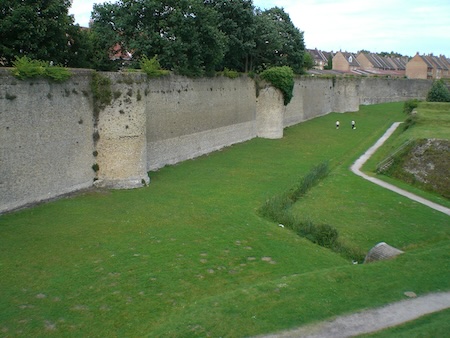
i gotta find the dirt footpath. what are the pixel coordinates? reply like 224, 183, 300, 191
257, 292, 450, 337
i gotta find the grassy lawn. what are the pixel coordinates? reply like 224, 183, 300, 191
1, 102, 449, 337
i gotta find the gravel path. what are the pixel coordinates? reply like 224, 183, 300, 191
258, 292, 450, 337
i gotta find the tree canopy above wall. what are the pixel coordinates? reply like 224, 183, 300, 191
0, 0, 306, 76
90, 0, 306, 75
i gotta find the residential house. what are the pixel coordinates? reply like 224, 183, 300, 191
332, 51, 360, 72
357, 53, 394, 70
430, 55, 450, 78
388, 57, 408, 72
309, 48, 449, 79
110, 43, 133, 61
356, 52, 406, 77
405, 53, 430, 79
406, 53, 450, 79
307, 48, 333, 70
440, 55, 450, 78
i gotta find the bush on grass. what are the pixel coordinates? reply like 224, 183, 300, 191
403, 113, 418, 131
292, 161, 329, 199
403, 99, 420, 114
426, 79, 450, 102
259, 161, 330, 222
258, 161, 365, 261
402, 99, 421, 131
293, 220, 339, 249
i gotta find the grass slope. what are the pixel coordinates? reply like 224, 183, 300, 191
0, 102, 449, 337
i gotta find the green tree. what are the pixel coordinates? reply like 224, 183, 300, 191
303, 52, 314, 70
170, 0, 226, 76
89, 1, 305, 75
207, 0, 256, 72
253, 7, 305, 74
91, 0, 226, 76
65, 25, 96, 69
379, 51, 404, 58
0, 0, 75, 66
251, 8, 282, 72
90, 1, 127, 71
426, 79, 450, 102
324, 55, 333, 70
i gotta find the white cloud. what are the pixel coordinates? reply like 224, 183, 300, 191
69, 0, 98, 27
254, 0, 450, 56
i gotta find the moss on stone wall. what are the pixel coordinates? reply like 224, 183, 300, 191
90, 72, 112, 116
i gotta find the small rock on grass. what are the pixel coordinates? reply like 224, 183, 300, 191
404, 291, 417, 298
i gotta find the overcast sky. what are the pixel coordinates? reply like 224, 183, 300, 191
69, 0, 450, 57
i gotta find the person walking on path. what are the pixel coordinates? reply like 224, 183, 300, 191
336, 121, 340, 129
351, 120, 356, 129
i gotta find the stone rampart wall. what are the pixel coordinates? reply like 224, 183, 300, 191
144, 75, 257, 170
358, 77, 431, 105
0, 69, 432, 213
284, 77, 360, 127
0, 69, 95, 213
93, 72, 149, 189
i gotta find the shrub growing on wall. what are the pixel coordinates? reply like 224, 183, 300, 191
222, 68, 240, 79
140, 55, 169, 78
10, 56, 45, 79
260, 66, 294, 105
44, 66, 72, 82
10, 56, 71, 82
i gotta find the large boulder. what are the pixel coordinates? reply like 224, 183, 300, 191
364, 242, 404, 263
